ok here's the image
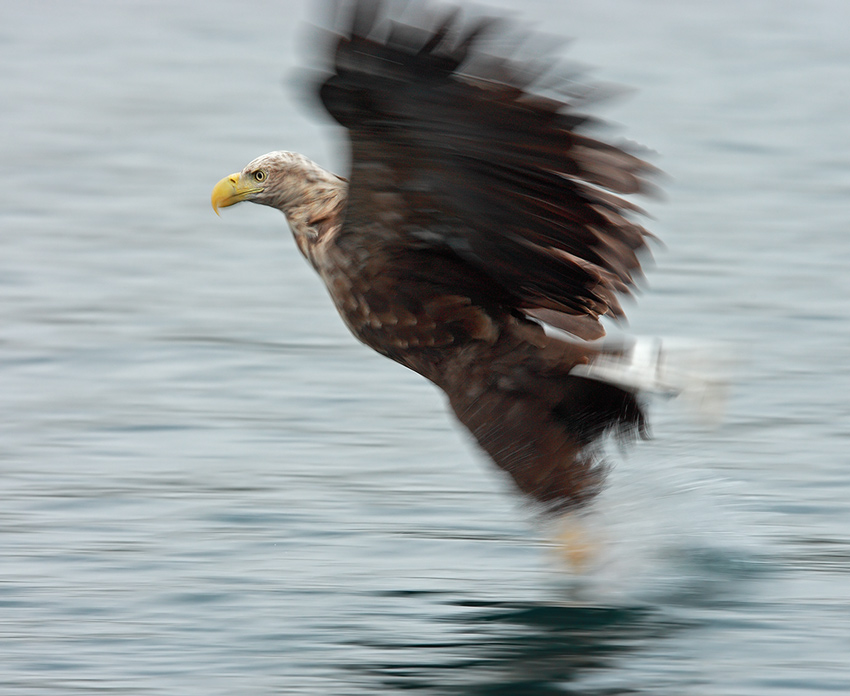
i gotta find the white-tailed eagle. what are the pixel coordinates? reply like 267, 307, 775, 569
211, 0, 659, 511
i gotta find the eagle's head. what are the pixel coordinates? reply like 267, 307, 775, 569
211, 150, 348, 267
211, 151, 304, 215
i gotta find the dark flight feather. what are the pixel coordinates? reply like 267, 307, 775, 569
320, 3, 654, 336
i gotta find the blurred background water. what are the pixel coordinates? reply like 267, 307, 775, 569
3, 1, 850, 694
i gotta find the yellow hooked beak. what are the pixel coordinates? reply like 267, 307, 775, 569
210, 173, 262, 216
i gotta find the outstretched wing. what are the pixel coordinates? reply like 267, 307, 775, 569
320, 0, 656, 339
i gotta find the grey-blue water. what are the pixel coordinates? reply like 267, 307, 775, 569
3, 1, 850, 693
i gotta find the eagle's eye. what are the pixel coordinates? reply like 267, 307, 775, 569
253, 170, 267, 182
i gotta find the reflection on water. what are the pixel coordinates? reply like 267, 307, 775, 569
3, 0, 850, 694
346, 543, 769, 695
351, 600, 661, 695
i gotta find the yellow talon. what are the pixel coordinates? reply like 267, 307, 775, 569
552, 515, 599, 572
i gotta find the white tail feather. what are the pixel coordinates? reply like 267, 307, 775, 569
570, 338, 737, 426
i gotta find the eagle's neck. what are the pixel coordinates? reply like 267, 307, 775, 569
284, 185, 348, 270
269, 153, 348, 270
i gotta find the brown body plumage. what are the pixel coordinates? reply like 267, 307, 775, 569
211, 0, 657, 511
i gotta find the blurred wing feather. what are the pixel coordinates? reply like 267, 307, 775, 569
320, 0, 655, 338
